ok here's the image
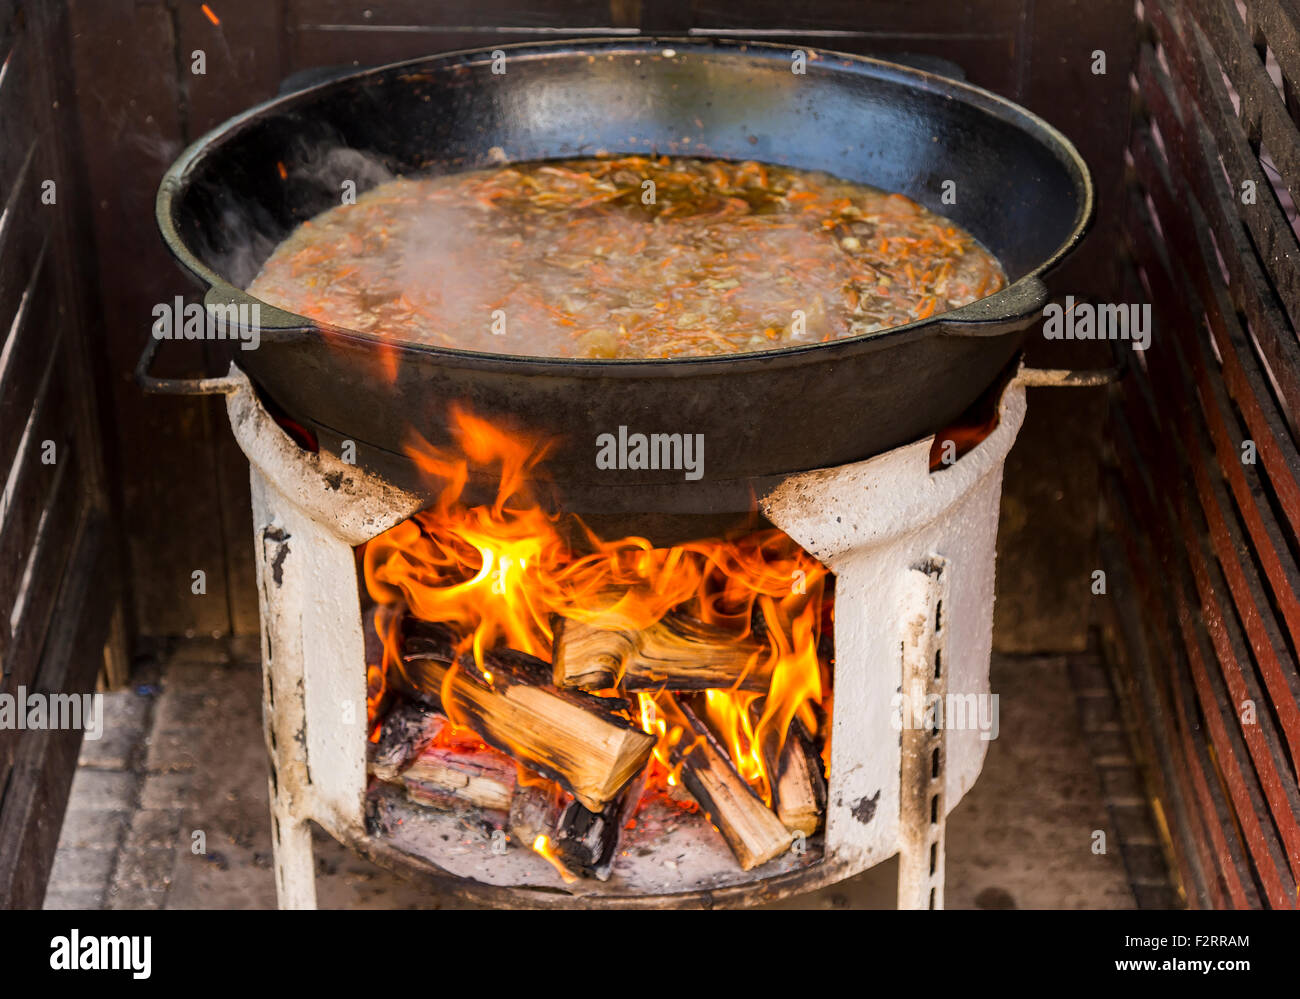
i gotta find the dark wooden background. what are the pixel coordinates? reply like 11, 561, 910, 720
1106, 0, 1300, 909
0, 0, 120, 907
64, 0, 1134, 648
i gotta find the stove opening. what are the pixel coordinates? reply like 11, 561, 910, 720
354, 409, 833, 892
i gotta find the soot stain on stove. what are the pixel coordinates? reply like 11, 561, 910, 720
263, 525, 291, 586
271, 543, 290, 586
850, 790, 881, 824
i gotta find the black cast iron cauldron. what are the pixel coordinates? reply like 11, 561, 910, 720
146, 38, 1092, 514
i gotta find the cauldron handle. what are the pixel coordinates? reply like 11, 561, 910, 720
1016, 320, 1131, 388
1016, 361, 1126, 387
136, 285, 307, 395
134, 333, 243, 396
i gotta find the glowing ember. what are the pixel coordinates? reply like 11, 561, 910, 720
363, 405, 832, 810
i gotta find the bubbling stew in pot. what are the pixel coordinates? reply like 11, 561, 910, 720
246, 155, 1007, 360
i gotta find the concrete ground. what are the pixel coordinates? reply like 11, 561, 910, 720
43, 642, 1172, 909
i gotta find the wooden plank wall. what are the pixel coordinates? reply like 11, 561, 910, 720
65, 0, 1135, 648
0, 0, 119, 908
1105, 0, 1300, 908
68, 0, 251, 639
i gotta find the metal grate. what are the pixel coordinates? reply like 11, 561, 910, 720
1105, 0, 1300, 909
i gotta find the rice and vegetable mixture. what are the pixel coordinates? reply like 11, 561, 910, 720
248, 155, 1006, 359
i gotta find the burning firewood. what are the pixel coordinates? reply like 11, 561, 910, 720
553, 767, 647, 881
369, 698, 446, 780
400, 739, 518, 814
760, 717, 827, 836
506, 772, 644, 880
370, 698, 524, 815
666, 696, 794, 870
394, 621, 655, 812
552, 612, 770, 692
507, 781, 564, 846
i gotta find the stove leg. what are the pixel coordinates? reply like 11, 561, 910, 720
271, 795, 317, 909
897, 558, 949, 910
251, 469, 321, 910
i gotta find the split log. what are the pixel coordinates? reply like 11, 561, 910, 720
399, 736, 518, 814
666, 696, 793, 870
404, 618, 635, 715
394, 621, 655, 812
552, 613, 770, 692
554, 766, 647, 881
369, 698, 445, 780
760, 717, 827, 836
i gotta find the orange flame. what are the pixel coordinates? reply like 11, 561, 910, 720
532, 835, 578, 883
363, 406, 831, 804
